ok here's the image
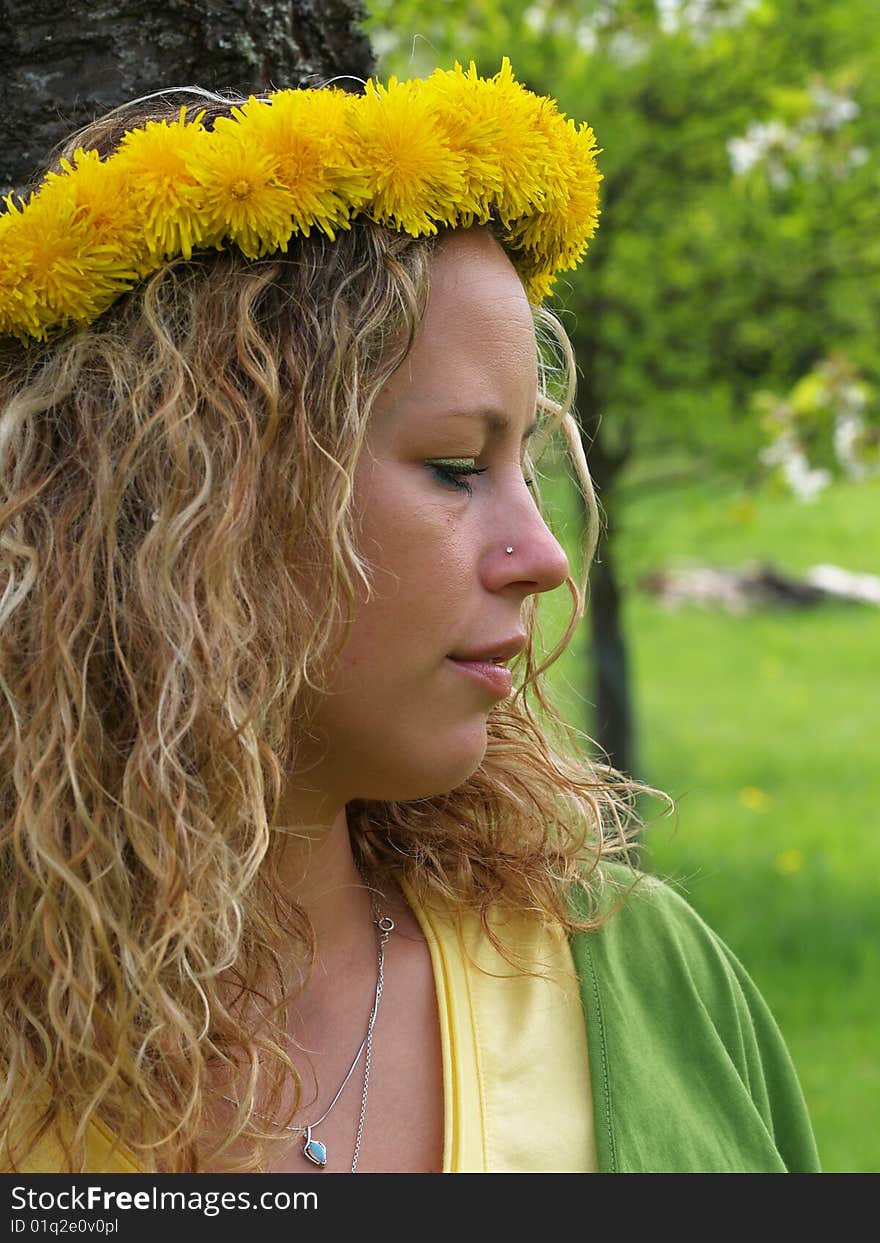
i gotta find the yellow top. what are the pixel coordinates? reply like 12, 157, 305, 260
10, 1110, 142, 1174
400, 878, 596, 1172
11, 885, 596, 1174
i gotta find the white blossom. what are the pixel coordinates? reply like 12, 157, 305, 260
523, 5, 548, 35
759, 435, 831, 502
656, 0, 759, 40
727, 121, 790, 175
609, 29, 649, 65
833, 413, 869, 478
575, 22, 599, 53
729, 86, 862, 182
808, 85, 860, 130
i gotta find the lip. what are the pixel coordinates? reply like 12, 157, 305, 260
449, 633, 527, 663
446, 657, 513, 699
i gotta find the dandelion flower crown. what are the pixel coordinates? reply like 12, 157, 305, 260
0, 58, 602, 343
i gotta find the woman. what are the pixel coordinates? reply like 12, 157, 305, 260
0, 62, 819, 1174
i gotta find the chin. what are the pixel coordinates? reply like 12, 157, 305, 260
425, 725, 488, 791
362, 736, 488, 803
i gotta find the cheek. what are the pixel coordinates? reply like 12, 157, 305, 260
356, 473, 470, 600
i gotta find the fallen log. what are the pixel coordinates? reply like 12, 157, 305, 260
639, 562, 880, 613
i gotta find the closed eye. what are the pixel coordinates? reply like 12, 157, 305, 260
427, 462, 488, 495
426, 462, 535, 496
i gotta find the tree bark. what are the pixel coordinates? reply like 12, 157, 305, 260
0, 0, 375, 194
573, 329, 637, 779
583, 467, 635, 779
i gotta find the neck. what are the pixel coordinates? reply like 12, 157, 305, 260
266, 779, 395, 1006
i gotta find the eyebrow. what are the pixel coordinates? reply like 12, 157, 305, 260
438, 411, 540, 443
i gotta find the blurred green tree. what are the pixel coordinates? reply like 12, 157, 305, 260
365, 0, 880, 775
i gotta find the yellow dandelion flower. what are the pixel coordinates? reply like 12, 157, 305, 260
184, 125, 297, 259
738, 785, 770, 811
504, 116, 602, 279
41, 147, 147, 278
6, 193, 130, 335
351, 77, 466, 236
0, 65, 604, 340
524, 269, 558, 304
0, 203, 41, 339
112, 108, 209, 263
7, 171, 140, 337
775, 848, 805, 876
478, 59, 563, 225
229, 89, 370, 240
528, 120, 602, 265
515, 253, 558, 305
422, 62, 505, 226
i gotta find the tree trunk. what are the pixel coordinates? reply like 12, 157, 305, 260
583, 475, 636, 779
0, 0, 375, 195
573, 332, 637, 779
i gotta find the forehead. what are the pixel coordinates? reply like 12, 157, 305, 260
423, 230, 537, 371
374, 230, 538, 426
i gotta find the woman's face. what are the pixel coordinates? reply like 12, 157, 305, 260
303, 228, 570, 805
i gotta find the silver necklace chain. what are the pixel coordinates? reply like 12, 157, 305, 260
351, 901, 390, 1172
220, 883, 394, 1173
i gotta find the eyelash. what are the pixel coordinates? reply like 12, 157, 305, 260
427, 462, 536, 496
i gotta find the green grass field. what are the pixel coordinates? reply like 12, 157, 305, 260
539, 459, 880, 1173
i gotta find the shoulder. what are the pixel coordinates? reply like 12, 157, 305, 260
568, 858, 712, 939
569, 862, 765, 1066
571, 861, 749, 991
566, 860, 821, 1173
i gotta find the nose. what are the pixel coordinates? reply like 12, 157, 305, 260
492, 488, 570, 597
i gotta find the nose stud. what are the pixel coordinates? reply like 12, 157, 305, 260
505, 546, 514, 555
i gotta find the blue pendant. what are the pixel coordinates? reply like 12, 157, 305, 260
303, 1128, 327, 1168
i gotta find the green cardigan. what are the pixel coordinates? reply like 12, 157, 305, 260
568, 869, 821, 1173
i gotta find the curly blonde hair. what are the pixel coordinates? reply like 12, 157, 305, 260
0, 94, 666, 1173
